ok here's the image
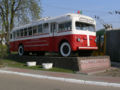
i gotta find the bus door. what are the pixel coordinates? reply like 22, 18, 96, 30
50, 23, 57, 51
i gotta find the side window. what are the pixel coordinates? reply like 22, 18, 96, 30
38, 24, 42, 33
24, 28, 28, 36
43, 23, 49, 33
15, 31, 17, 38
59, 23, 64, 32
13, 32, 15, 39
10, 33, 12, 39
14, 31, 17, 38
17, 30, 20, 38
50, 23, 56, 33
43, 23, 48, 29
28, 27, 32, 36
20, 29, 24, 37
33, 26, 38, 35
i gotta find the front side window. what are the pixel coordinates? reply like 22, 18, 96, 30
58, 22, 71, 32
65, 22, 71, 30
75, 22, 95, 32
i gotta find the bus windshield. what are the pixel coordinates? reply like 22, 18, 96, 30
75, 22, 95, 32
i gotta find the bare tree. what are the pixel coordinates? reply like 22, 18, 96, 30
0, 0, 42, 53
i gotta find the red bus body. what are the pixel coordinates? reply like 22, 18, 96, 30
10, 13, 98, 56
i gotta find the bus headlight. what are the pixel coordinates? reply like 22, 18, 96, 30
77, 38, 81, 42
95, 38, 97, 42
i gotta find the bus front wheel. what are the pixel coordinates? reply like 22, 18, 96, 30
59, 42, 71, 57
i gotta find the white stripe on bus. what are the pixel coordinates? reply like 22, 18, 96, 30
24, 44, 49, 47
10, 30, 96, 42
25, 40, 47, 44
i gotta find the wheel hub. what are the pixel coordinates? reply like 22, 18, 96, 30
63, 45, 69, 54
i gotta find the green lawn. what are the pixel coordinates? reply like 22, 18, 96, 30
1, 59, 75, 73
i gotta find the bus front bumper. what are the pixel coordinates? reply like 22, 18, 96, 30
78, 47, 98, 50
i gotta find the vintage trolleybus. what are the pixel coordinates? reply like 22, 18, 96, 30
10, 13, 98, 57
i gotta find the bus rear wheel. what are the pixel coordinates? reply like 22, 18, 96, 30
18, 45, 24, 56
59, 42, 71, 57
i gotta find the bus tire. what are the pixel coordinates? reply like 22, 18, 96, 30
18, 45, 24, 56
59, 42, 71, 57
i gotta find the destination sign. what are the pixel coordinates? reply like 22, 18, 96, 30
79, 17, 95, 24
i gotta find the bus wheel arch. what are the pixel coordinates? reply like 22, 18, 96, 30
59, 40, 71, 57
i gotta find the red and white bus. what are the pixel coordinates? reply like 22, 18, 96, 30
10, 13, 98, 57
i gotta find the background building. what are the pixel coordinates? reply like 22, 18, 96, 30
106, 29, 120, 61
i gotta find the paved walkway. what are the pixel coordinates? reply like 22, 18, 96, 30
1, 67, 120, 84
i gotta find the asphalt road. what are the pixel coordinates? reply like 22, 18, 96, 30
0, 73, 120, 90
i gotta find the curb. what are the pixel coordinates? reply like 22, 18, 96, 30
0, 70, 120, 88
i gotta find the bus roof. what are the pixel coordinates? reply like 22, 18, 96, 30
12, 13, 95, 32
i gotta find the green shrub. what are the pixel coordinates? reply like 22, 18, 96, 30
0, 45, 8, 59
